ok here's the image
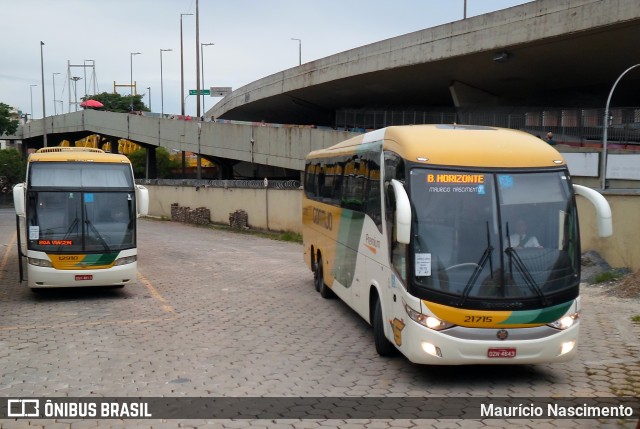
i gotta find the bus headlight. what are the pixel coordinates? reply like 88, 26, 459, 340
28, 257, 52, 268
547, 312, 579, 330
559, 340, 576, 356
114, 255, 137, 266
404, 302, 454, 331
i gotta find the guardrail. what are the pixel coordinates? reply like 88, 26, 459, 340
335, 107, 640, 145
136, 179, 302, 189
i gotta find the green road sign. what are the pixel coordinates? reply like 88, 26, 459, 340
189, 89, 210, 95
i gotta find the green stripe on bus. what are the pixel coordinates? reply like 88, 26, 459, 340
501, 301, 574, 325
333, 210, 365, 288
76, 253, 118, 266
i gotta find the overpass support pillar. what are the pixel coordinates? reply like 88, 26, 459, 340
145, 146, 157, 179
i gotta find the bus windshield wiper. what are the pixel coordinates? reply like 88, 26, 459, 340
459, 222, 494, 307
58, 216, 79, 251
505, 246, 548, 306
83, 205, 111, 252
85, 218, 111, 252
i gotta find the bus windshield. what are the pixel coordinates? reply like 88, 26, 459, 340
409, 168, 579, 309
26, 191, 135, 253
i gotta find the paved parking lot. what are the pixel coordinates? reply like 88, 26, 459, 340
0, 208, 638, 428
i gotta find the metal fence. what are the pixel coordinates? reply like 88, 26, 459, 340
137, 179, 302, 189
335, 107, 640, 144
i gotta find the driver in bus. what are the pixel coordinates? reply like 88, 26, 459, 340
508, 219, 542, 248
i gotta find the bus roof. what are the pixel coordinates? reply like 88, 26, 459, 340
307, 124, 565, 168
28, 147, 132, 164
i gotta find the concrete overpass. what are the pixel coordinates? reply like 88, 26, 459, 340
211, 0, 640, 127
11, 110, 354, 178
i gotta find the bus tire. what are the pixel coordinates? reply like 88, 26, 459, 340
313, 255, 323, 292
373, 297, 396, 357
315, 255, 335, 299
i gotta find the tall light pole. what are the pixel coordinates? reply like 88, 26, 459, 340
464, 0, 467, 18
195, 0, 201, 120
600, 63, 640, 190
160, 48, 172, 116
83, 59, 95, 97
52, 72, 61, 115
70, 77, 81, 111
195, 0, 202, 178
180, 13, 193, 116
29, 84, 38, 120
147, 86, 151, 111
200, 42, 214, 115
40, 41, 47, 146
130, 52, 141, 111
291, 38, 301, 65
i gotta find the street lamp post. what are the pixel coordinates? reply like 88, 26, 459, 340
291, 38, 301, 65
29, 84, 38, 120
195, 0, 201, 120
70, 77, 81, 111
180, 13, 193, 116
160, 48, 172, 116
147, 86, 151, 111
84, 59, 96, 95
40, 41, 48, 146
200, 42, 214, 115
600, 63, 640, 190
130, 52, 141, 111
52, 72, 61, 115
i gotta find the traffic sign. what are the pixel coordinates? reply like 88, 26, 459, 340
210, 87, 232, 97
189, 89, 210, 95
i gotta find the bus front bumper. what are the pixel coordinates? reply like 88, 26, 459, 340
27, 262, 138, 288
397, 319, 579, 365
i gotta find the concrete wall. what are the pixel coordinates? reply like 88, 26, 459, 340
146, 184, 302, 233
576, 192, 640, 272
145, 185, 640, 272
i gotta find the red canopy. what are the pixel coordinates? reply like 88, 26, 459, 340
80, 99, 104, 108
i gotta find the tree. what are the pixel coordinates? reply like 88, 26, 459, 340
0, 149, 27, 193
127, 147, 179, 179
0, 102, 19, 136
81, 92, 149, 113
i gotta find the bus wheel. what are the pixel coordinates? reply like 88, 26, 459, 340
313, 255, 323, 292
314, 255, 335, 299
373, 297, 396, 357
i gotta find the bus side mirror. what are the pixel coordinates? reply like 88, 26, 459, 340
573, 184, 612, 237
13, 183, 25, 217
136, 185, 149, 216
391, 179, 411, 244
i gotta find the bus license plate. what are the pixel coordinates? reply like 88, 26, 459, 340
488, 348, 516, 358
75, 275, 93, 281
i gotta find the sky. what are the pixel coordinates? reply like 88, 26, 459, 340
1, 0, 533, 119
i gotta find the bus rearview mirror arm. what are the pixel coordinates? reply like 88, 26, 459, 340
573, 184, 612, 238
391, 179, 412, 244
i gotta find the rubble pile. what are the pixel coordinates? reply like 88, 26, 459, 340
171, 203, 211, 225
229, 209, 249, 230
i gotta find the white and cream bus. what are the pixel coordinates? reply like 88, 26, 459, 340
13, 147, 149, 289
303, 125, 612, 365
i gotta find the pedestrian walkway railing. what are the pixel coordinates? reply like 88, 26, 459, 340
137, 179, 302, 189
335, 107, 640, 145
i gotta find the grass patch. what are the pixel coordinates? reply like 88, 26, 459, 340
277, 231, 302, 243
594, 270, 623, 283
631, 315, 640, 323
207, 223, 302, 243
